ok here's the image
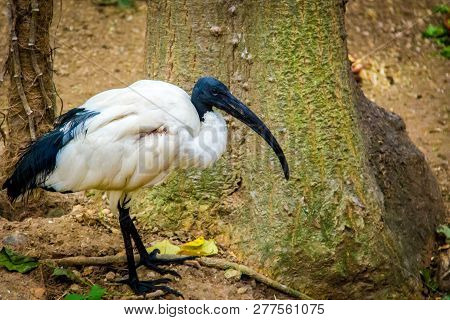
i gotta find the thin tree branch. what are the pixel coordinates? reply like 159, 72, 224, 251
45, 254, 313, 300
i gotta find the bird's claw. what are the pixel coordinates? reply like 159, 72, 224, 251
119, 277, 183, 297
137, 248, 197, 278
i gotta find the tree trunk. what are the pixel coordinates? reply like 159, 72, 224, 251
1, 0, 55, 219
142, 0, 445, 298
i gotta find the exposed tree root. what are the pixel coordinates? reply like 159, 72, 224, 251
45, 254, 313, 300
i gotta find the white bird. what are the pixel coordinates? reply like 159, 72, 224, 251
3, 77, 289, 296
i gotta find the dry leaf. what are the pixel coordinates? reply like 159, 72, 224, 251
179, 236, 218, 256
148, 240, 180, 255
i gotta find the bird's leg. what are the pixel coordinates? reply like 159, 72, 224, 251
120, 196, 195, 277
117, 196, 182, 297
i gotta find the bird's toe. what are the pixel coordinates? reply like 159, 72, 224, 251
137, 250, 197, 278
123, 277, 182, 297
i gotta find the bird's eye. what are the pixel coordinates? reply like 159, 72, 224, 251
211, 89, 219, 96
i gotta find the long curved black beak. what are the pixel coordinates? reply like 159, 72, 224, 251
219, 93, 289, 180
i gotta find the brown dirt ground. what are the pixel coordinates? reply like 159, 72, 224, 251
0, 0, 449, 299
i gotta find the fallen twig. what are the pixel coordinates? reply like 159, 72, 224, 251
45, 254, 313, 300
198, 257, 313, 300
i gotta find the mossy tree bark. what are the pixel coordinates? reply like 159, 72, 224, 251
141, 0, 445, 298
1, 0, 55, 219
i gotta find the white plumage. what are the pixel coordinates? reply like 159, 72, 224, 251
45, 80, 227, 210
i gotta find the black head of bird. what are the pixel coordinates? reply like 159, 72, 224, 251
191, 76, 289, 180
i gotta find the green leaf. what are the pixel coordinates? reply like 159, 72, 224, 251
433, 4, 450, 14
423, 24, 447, 38
52, 267, 89, 285
443, 294, 450, 300
440, 46, 450, 59
435, 36, 450, 46
0, 247, 38, 273
86, 285, 106, 300
436, 224, 450, 242
64, 293, 86, 300
420, 268, 439, 292
63, 285, 106, 300
52, 267, 75, 279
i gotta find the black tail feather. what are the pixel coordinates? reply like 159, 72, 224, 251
2, 130, 65, 202
2, 107, 98, 202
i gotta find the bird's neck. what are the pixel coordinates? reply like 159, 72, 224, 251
179, 111, 228, 169
191, 92, 210, 121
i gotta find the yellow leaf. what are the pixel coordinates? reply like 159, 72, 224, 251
179, 236, 218, 256
182, 236, 205, 248
146, 237, 218, 256
147, 240, 180, 255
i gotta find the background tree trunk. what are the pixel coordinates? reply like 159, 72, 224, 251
138, 0, 446, 298
1, 0, 55, 219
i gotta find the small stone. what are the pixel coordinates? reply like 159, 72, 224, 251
237, 287, 248, 294
72, 270, 82, 278
102, 208, 111, 215
2, 232, 28, 247
105, 271, 116, 281
224, 269, 241, 280
69, 284, 81, 293
31, 287, 46, 299
82, 266, 94, 276
228, 5, 236, 15
70, 205, 83, 214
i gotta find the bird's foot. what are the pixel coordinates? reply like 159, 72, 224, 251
137, 249, 197, 278
118, 277, 183, 297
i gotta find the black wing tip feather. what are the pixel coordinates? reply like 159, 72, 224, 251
2, 178, 17, 202
2, 107, 99, 202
